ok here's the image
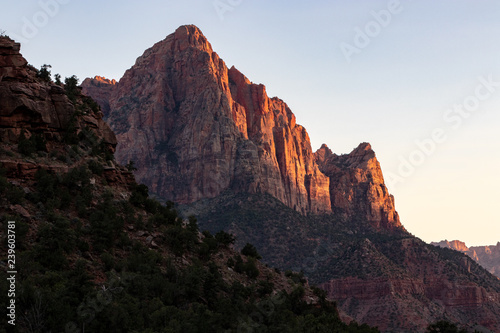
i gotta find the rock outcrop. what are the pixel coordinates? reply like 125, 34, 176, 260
0, 35, 124, 184
85, 25, 331, 214
0, 37, 116, 148
432, 240, 470, 253
433, 240, 500, 278
81, 76, 116, 116
315, 143, 402, 230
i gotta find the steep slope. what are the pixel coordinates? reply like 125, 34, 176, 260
186, 192, 500, 333
433, 240, 500, 278
81, 26, 500, 332
83, 25, 331, 215
0, 36, 380, 333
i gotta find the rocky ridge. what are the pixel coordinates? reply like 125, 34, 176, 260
432, 240, 500, 278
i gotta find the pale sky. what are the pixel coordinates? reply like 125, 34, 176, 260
2, 0, 499, 246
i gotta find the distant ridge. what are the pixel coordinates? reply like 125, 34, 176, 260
432, 240, 500, 278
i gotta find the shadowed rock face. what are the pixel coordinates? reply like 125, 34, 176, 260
320, 237, 500, 332
81, 76, 116, 116
0, 36, 126, 184
0, 36, 116, 148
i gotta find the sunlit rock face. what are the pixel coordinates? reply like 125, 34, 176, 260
83, 25, 405, 225
84, 25, 332, 214
315, 143, 402, 230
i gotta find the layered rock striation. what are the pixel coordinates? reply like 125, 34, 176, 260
321, 237, 500, 332
0, 36, 127, 184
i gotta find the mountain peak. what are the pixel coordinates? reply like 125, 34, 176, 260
172, 24, 213, 53
314, 144, 333, 165
354, 141, 372, 151
82, 26, 400, 224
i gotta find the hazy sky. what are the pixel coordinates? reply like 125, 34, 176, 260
2, 0, 499, 246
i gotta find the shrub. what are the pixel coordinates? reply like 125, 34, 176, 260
88, 159, 104, 175
241, 243, 262, 259
33, 216, 75, 270
285, 270, 307, 285
101, 252, 115, 271
215, 230, 235, 247
426, 320, 467, 333
233, 255, 259, 279
126, 160, 137, 171
36, 64, 52, 82
89, 192, 124, 251
130, 184, 149, 207
226, 257, 235, 268
64, 75, 79, 101
243, 257, 260, 279
5, 184, 25, 204
257, 281, 274, 297
165, 225, 198, 256
54, 73, 61, 85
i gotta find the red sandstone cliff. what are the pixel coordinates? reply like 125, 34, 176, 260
320, 237, 500, 332
84, 25, 331, 215
82, 25, 402, 225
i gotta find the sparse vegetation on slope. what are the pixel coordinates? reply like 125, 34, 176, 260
0, 43, 379, 332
